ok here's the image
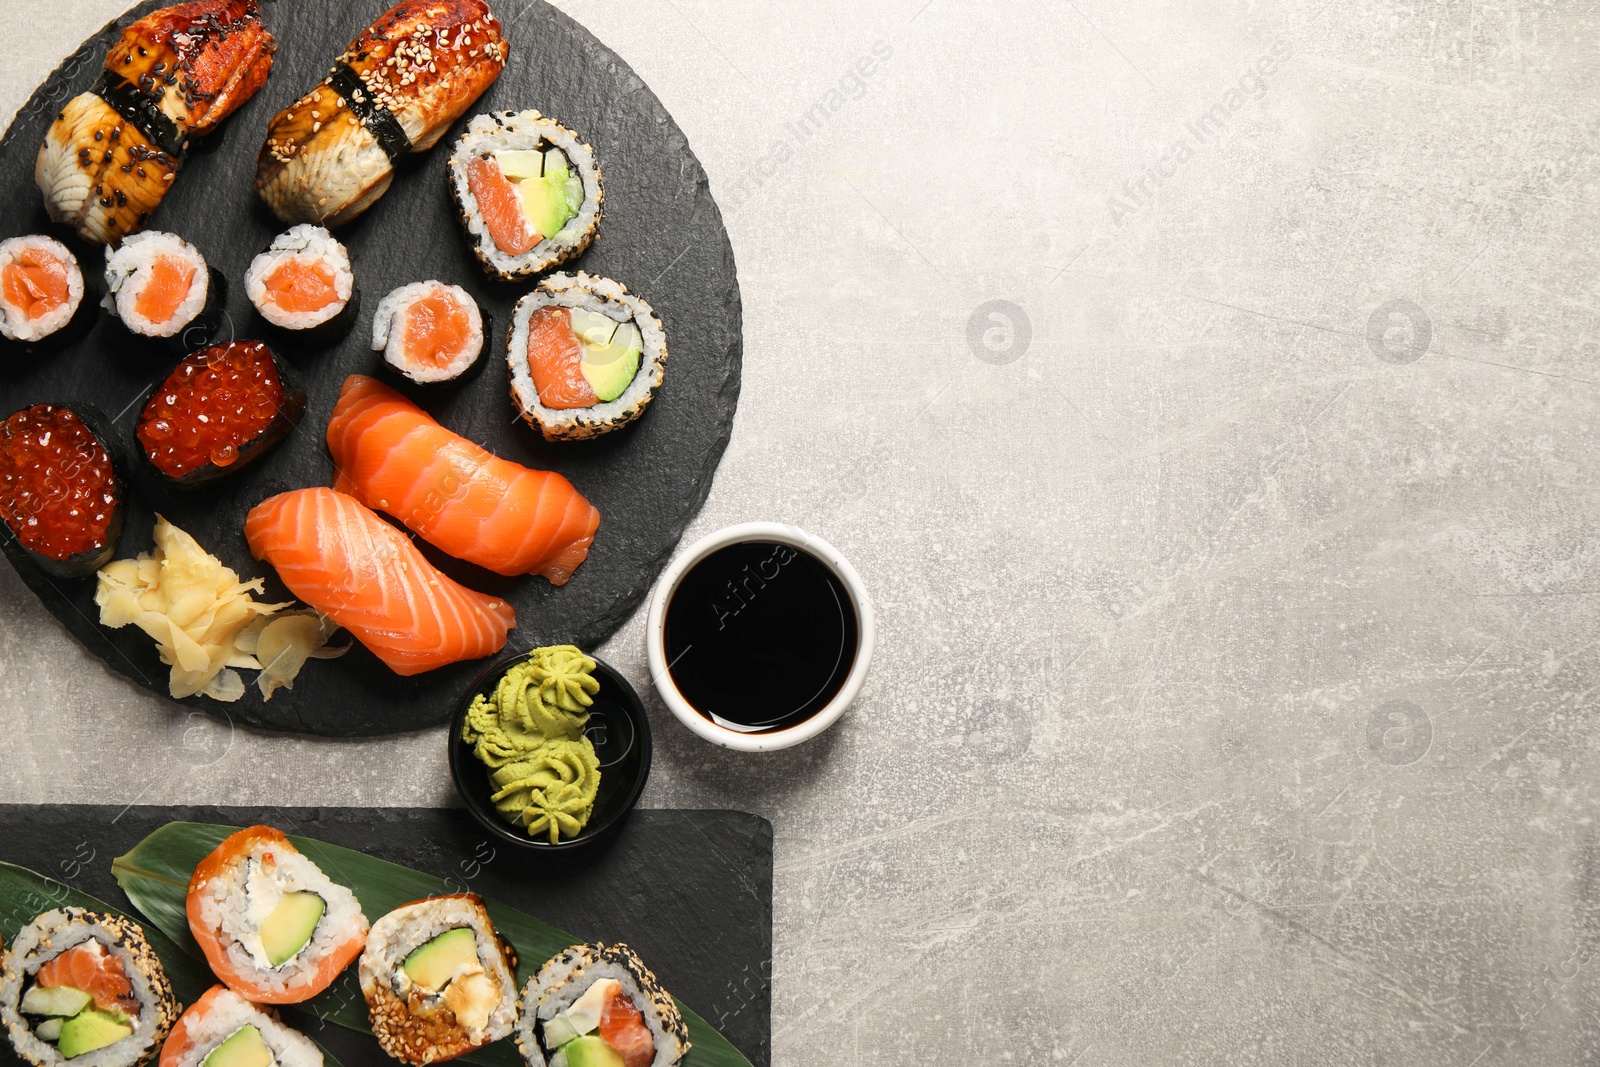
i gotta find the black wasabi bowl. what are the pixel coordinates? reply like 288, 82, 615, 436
448, 652, 653, 856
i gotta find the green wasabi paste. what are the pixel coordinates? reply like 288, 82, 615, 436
462, 645, 602, 842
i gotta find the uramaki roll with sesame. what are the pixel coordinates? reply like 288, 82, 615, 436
514, 943, 689, 1067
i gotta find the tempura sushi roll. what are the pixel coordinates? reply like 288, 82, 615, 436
186, 826, 368, 1005
158, 986, 322, 1067
0, 403, 125, 579
507, 273, 666, 442
373, 281, 487, 386
137, 341, 307, 488
514, 943, 688, 1067
0, 907, 179, 1067
358, 895, 518, 1064
245, 226, 360, 348
449, 111, 602, 281
0, 236, 93, 354
102, 232, 226, 352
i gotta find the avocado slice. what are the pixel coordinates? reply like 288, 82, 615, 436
562, 1035, 625, 1067
494, 150, 546, 181
518, 167, 578, 242
580, 342, 641, 403
56, 1010, 133, 1059
569, 309, 618, 347
34, 1018, 63, 1042
201, 1024, 274, 1067
260, 891, 324, 967
20, 985, 93, 1017
402, 928, 478, 993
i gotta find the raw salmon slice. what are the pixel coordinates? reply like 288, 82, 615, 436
134, 255, 196, 324
467, 155, 539, 255
264, 258, 338, 313
36, 941, 139, 1018
244, 487, 515, 676
326, 375, 600, 583
526, 307, 597, 409
600, 986, 656, 1067
1, 248, 70, 320
401, 290, 471, 369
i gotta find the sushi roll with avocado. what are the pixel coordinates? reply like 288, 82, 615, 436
448, 111, 602, 281
507, 273, 666, 442
0, 236, 94, 355
186, 826, 369, 1005
244, 225, 360, 348
358, 895, 519, 1064
0, 403, 125, 579
158, 986, 323, 1067
514, 943, 689, 1067
373, 281, 488, 386
102, 232, 227, 353
0, 907, 179, 1067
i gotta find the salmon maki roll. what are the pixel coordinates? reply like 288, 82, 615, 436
159, 986, 322, 1067
102, 232, 227, 353
244, 487, 516, 676
0, 237, 92, 354
326, 375, 600, 583
186, 825, 368, 1005
373, 281, 487, 386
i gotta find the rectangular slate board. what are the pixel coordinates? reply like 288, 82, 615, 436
0, 806, 771, 1067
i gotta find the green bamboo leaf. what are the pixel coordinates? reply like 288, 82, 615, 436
0, 862, 343, 1066
113, 823, 755, 1067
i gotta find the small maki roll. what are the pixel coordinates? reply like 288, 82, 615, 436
158, 986, 323, 1067
103, 232, 226, 352
245, 225, 359, 347
0, 403, 124, 578
0, 236, 92, 354
0, 907, 179, 1067
507, 272, 666, 442
186, 826, 369, 1005
359, 895, 518, 1064
514, 943, 688, 1067
449, 111, 602, 281
373, 281, 488, 386
136, 341, 307, 488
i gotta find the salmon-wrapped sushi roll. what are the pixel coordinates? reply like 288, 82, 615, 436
158, 986, 323, 1067
186, 826, 368, 1005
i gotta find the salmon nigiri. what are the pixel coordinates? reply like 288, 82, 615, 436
244, 487, 514, 676
326, 375, 600, 584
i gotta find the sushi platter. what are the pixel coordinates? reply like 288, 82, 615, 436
0, 0, 743, 734
0, 805, 773, 1067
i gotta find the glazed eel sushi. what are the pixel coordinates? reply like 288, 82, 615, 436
514, 943, 689, 1067
0, 403, 125, 579
36, 0, 275, 245
0, 908, 179, 1067
255, 0, 506, 228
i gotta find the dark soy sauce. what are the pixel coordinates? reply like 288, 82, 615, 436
664, 540, 859, 732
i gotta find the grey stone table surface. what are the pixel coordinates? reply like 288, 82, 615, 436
2, 1, 1597, 1063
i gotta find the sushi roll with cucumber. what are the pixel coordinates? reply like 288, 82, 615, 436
514, 943, 688, 1067
0, 403, 125, 579
0, 236, 93, 354
102, 232, 227, 353
157, 986, 323, 1067
373, 281, 487, 386
186, 826, 368, 1005
358, 895, 519, 1064
448, 111, 602, 281
244, 226, 360, 348
0, 907, 179, 1067
507, 273, 666, 442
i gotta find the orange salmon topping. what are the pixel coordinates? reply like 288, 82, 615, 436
401, 292, 472, 370
526, 308, 596, 409
1, 248, 70, 321
467, 155, 539, 256
36, 941, 139, 1019
134, 255, 197, 324
264, 258, 339, 314
599, 986, 656, 1067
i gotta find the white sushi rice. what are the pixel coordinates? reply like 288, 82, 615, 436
102, 231, 207, 338
506, 272, 667, 442
163, 988, 322, 1067
245, 225, 354, 330
372, 281, 484, 383
190, 837, 368, 1002
514, 943, 689, 1067
0, 236, 84, 343
448, 111, 602, 280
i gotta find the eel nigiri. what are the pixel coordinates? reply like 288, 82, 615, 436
244, 487, 514, 676
326, 375, 600, 584
36, 0, 275, 244
255, 0, 506, 227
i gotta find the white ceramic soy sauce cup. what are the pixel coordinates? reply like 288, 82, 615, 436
645, 522, 875, 752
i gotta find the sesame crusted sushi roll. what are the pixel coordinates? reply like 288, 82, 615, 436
102, 232, 226, 353
358, 895, 518, 1064
448, 111, 602, 281
245, 225, 360, 348
157, 986, 323, 1067
0, 236, 93, 355
0, 907, 179, 1067
186, 826, 369, 1005
507, 273, 665, 442
372, 281, 487, 386
514, 943, 689, 1067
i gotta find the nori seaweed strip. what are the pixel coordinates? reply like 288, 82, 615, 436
327, 62, 412, 161
93, 71, 187, 160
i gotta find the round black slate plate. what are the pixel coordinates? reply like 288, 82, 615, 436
0, 0, 741, 734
